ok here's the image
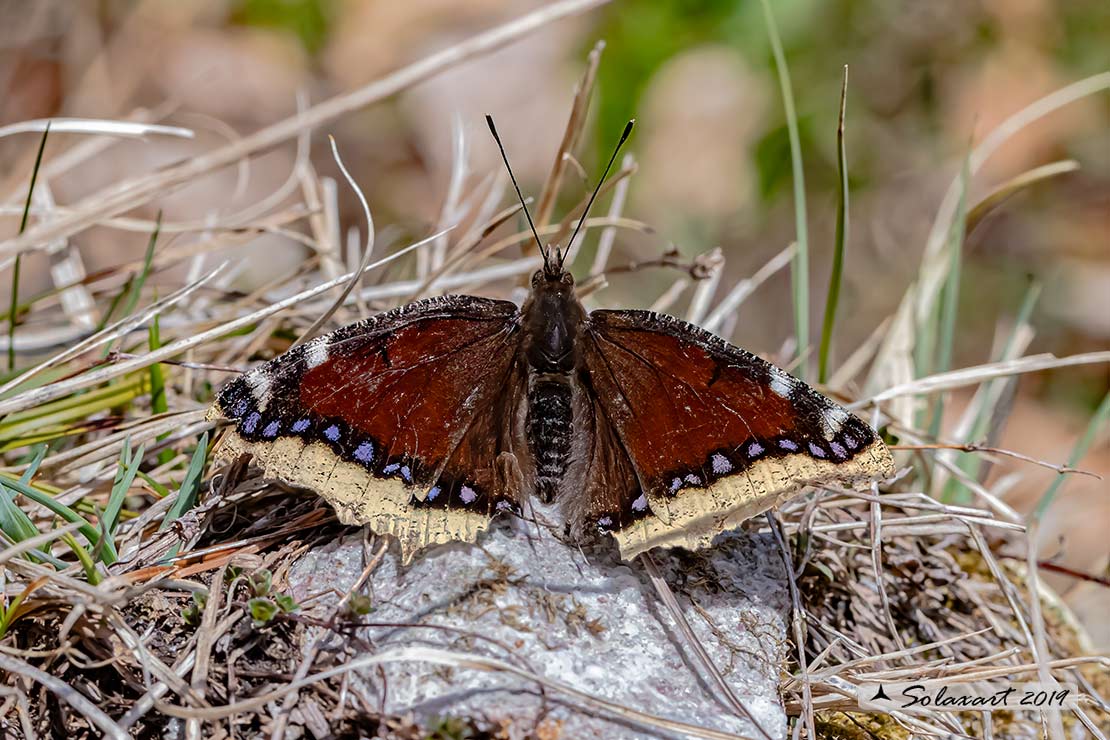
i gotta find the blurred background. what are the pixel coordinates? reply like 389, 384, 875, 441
0, 0, 1108, 641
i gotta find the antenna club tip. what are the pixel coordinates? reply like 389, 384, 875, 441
621, 119, 635, 139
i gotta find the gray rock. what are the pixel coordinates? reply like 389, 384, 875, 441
287, 509, 790, 739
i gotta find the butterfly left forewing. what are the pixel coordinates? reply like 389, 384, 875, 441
581, 309, 894, 560
208, 295, 526, 561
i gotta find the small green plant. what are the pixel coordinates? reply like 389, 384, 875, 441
244, 567, 298, 625
248, 593, 298, 626
346, 593, 374, 616
426, 716, 477, 740
181, 590, 208, 626
248, 567, 273, 597
248, 597, 279, 626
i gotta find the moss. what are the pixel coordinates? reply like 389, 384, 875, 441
814, 711, 912, 740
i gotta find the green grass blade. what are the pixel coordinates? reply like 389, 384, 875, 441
928, 157, 969, 441
0, 581, 33, 638
96, 275, 133, 333
948, 281, 1041, 496
18, 445, 48, 486
61, 532, 100, 585
1033, 388, 1110, 521
759, 0, 809, 379
136, 469, 170, 498
148, 313, 174, 465
0, 480, 68, 569
123, 211, 161, 320
0, 479, 41, 543
160, 431, 210, 541
818, 67, 849, 385
101, 210, 161, 358
148, 316, 167, 416
102, 438, 144, 537
0, 476, 117, 564
8, 123, 51, 372
0, 374, 151, 446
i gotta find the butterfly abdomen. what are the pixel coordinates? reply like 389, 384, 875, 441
526, 378, 573, 502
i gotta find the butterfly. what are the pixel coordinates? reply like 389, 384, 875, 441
207, 116, 894, 563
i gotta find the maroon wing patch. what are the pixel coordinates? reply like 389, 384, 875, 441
209, 295, 525, 559
581, 309, 894, 559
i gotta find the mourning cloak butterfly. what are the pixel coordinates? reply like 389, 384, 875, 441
208, 117, 894, 562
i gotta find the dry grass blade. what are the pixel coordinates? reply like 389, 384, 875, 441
869, 71, 1110, 398
703, 243, 796, 333
293, 136, 378, 346
765, 512, 815, 740
360, 255, 545, 305
0, 0, 612, 262
687, 248, 724, 325
0, 262, 227, 397
868, 493, 905, 653
153, 645, 755, 739
966, 160, 1080, 234
0, 118, 194, 141
409, 200, 526, 300
0, 652, 128, 739
857, 350, 1110, 407
0, 232, 445, 417
186, 566, 226, 740
897, 441, 1100, 478
1024, 521, 1067, 740
587, 152, 635, 276
639, 552, 774, 740
534, 40, 605, 230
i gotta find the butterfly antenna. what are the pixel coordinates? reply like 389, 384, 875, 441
485, 115, 550, 269
559, 119, 635, 270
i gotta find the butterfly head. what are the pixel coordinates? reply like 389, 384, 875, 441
540, 243, 566, 281
532, 266, 574, 289
523, 267, 584, 374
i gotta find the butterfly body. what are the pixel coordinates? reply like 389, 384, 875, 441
209, 264, 894, 563
521, 269, 585, 502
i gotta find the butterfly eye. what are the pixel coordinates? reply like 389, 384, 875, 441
560, 272, 574, 286
531, 270, 543, 287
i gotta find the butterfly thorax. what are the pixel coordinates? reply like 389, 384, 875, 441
521, 269, 586, 502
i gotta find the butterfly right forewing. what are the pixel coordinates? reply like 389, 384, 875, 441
580, 309, 894, 560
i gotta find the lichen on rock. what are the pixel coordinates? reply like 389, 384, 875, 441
288, 508, 792, 738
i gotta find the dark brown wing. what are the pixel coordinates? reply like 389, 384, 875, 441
581, 309, 894, 559
562, 374, 646, 542
208, 295, 525, 560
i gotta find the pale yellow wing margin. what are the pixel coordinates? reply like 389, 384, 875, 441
581, 308, 896, 562
206, 426, 495, 563
610, 438, 894, 561
205, 294, 524, 563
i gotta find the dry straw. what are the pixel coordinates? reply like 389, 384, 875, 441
0, 1, 1107, 738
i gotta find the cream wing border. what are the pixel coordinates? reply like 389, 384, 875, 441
612, 439, 895, 561
208, 408, 490, 563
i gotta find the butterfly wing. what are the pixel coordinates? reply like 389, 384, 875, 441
581, 309, 894, 560
207, 295, 526, 560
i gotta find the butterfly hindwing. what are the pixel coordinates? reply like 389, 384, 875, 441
581, 309, 894, 560
208, 295, 524, 560
562, 372, 648, 540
